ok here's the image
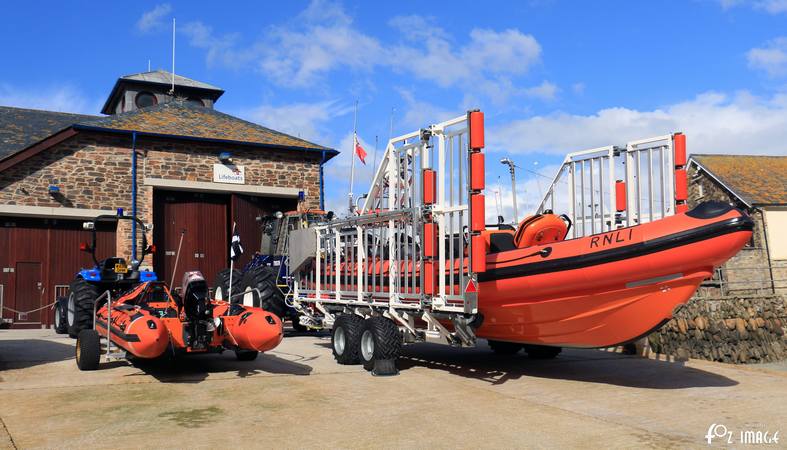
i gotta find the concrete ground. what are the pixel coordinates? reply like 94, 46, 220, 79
0, 329, 785, 449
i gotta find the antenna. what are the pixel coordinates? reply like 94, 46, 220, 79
170, 18, 176, 94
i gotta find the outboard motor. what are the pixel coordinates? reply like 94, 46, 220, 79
181, 271, 214, 349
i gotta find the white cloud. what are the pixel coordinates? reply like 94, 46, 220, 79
523, 81, 558, 101
747, 37, 787, 77
490, 91, 787, 156
718, 0, 787, 13
0, 84, 98, 114
238, 100, 353, 144
136, 3, 172, 33
571, 82, 585, 94
180, 21, 251, 69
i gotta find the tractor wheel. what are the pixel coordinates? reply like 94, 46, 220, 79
331, 314, 364, 365
213, 268, 243, 301
359, 316, 401, 370
235, 350, 259, 361
488, 340, 523, 355
76, 329, 101, 371
523, 345, 562, 359
291, 317, 309, 333
240, 266, 287, 318
53, 299, 68, 334
66, 279, 99, 339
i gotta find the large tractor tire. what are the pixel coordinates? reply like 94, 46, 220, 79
331, 314, 365, 365
488, 340, 524, 355
53, 298, 68, 334
359, 316, 402, 370
66, 279, 99, 338
76, 329, 101, 371
240, 266, 287, 318
213, 268, 243, 301
523, 344, 561, 359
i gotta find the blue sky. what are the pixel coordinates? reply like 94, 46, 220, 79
2, 0, 787, 217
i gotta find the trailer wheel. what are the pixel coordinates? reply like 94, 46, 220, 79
488, 340, 523, 355
67, 279, 99, 339
54, 299, 68, 334
241, 266, 287, 318
523, 344, 561, 359
213, 268, 243, 301
235, 350, 259, 361
359, 317, 401, 370
331, 314, 364, 364
76, 329, 101, 371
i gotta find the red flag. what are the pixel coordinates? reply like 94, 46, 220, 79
354, 137, 367, 165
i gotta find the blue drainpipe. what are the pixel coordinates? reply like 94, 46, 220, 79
131, 131, 138, 261
319, 150, 326, 210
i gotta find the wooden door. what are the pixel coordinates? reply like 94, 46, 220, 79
230, 194, 297, 267
14, 262, 42, 324
153, 190, 229, 288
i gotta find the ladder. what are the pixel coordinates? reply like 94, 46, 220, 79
289, 112, 486, 345
536, 133, 688, 238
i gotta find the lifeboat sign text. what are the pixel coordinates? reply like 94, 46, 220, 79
590, 229, 633, 248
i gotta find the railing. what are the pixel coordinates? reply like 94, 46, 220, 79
537, 134, 681, 239
54, 284, 69, 302
695, 262, 787, 297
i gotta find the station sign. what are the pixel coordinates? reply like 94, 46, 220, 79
213, 164, 245, 184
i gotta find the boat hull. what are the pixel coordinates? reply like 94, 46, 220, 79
476, 206, 753, 347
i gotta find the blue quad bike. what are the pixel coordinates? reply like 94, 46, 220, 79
212, 210, 332, 331
53, 214, 156, 337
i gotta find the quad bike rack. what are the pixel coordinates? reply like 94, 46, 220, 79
536, 133, 687, 238
290, 111, 487, 348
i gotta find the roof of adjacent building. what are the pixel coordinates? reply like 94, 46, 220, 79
0, 106, 98, 159
77, 100, 333, 152
690, 154, 787, 206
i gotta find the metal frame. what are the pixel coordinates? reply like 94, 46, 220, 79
537, 134, 676, 238
92, 290, 125, 362
291, 114, 481, 347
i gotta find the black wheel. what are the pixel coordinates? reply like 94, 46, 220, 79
66, 279, 99, 339
213, 268, 243, 301
488, 340, 523, 355
235, 350, 259, 361
53, 299, 68, 334
523, 344, 561, 359
240, 266, 287, 318
359, 317, 401, 370
76, 329, 101, 370
331, 314, 364, 364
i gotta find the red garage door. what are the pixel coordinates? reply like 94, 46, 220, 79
0, 217, 116, 328
230, 194, 297, 268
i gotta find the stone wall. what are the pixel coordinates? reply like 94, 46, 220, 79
0, 132, 323, 260
647, 295, 787, 364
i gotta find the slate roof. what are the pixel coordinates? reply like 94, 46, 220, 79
0, 106, 98, 158
691, 154, 787, 206
119, 70, 223, 91
78, 100, 333, 152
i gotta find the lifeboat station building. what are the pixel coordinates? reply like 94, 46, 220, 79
0, 70, 337, 328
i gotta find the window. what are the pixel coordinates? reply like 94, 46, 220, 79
135, 91, 157, 108
187, 97, 205, 107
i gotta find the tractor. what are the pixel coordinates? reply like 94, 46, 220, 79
53, 212, 156, 337
212, 209, 332, 330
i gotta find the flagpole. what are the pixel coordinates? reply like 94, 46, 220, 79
348, 100, 358, 215
228, 222, 236, 306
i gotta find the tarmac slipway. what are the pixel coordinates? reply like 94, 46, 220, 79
0, 329, 785, 449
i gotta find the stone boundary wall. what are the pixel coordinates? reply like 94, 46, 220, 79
647, 295, 787, 364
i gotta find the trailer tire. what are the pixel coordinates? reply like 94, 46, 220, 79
241, 266, 287, 318
359, 317, 401, 370
235, 350, 259, 361
488, 340, 523, 355
523, 344, 561, 359
67, 279, 99, 339
54, 299, 68, 334
332, 314, 364, 364
213, 268, 243, 301
76, 329, 101, 371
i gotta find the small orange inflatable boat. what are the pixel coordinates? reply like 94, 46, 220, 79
79, 272, 283, 369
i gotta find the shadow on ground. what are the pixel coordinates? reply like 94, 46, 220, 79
0, 338, 74, 370
124, 351, 315, 383
397, 342, 738, 389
